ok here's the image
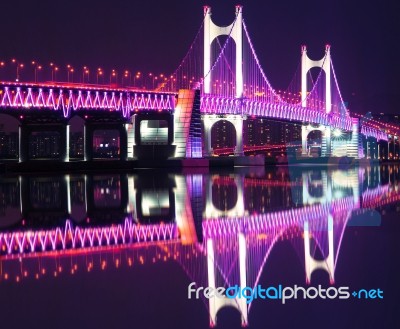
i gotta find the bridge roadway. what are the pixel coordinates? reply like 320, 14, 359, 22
0, 81, 389, 162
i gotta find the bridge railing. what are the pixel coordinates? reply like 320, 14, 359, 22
0, 82, 177, 118
200, 95, 353, 131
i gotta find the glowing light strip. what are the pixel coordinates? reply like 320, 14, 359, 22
200, 96, 353, 131
0, 219, 177, 256
360, 125, 388, 141
0, 83, 176, 118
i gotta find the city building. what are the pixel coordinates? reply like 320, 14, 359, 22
70, 132, 84, 159
93, 130, 120, 158
210, 120, 236, 150
29, 132, 60, 159
0, 124, 18, 159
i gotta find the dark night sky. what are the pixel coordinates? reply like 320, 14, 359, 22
0, 0, 399, 113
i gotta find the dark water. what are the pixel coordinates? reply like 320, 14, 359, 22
0, 165, 399, 329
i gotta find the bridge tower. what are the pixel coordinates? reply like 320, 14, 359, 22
202, 6, 245, 157
302, 171, 331, 205
301, 45, 331, 113
300, 45, 333, 156
203, 5, 243, 98
303, 215, 335, 284
207, 233, 248, 327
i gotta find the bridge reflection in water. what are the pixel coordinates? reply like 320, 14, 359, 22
0, 165, 398, 327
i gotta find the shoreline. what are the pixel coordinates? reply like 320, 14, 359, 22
1, 156, 397, 174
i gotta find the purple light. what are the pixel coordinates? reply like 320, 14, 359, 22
200, 95, 356, 132
0, 82, 176, 118
0, 218, 177, 256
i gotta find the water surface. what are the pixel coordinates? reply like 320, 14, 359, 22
0, 165, 399, 329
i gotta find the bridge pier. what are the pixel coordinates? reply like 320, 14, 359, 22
301, 124, 331, 157
207, 234, 248, 327
202, 114, 244, 156
347, 118, 363, 159
127, 117, 136, 160
323, 126, 332, 157
364, 137, 378, 159
301, 118, 374, 159
304, 215, 335, 284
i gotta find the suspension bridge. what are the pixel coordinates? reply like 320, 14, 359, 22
0, 5, 396, 162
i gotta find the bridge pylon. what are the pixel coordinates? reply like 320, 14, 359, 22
303, 215, 335, 284
203, 115, 244, 156
207, 233, 248, 327
203, 5, 243, 98
300, 45, 334, 157
301, 44, 331, 113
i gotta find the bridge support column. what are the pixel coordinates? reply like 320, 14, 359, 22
202, 115, 214, 156
321, 126, 331, 157
234, 116, 244, 156
64, 125, 70, 162
207, 234, 248, 327
18, 125, 29, 162
202, 114, 244, 157
133, 113, 175, 159
233, 116, 244, 156
203, 6, 243, 98
84, 124, 94, 161
304, 215, 335, 284
127, 117, 136, 159
301, 125, 308, 156
119, 124, 128, 161
347, 118, 363, 159
59, 124, 69, 162
301, 124, 329, 157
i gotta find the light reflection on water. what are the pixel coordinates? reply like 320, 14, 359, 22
0, 164, 399, 328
